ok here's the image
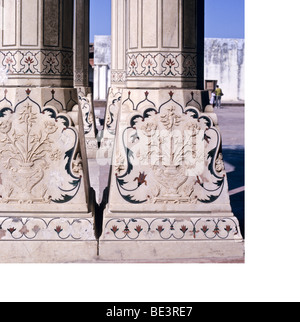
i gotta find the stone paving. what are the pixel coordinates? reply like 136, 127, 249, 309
214, 104, 245, 239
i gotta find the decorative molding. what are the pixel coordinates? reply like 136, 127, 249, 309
0, 217, 94, 241
111, 70, 126, 83
77, 89, 95, 136
0, 49, 73, 76
127, 52, 197, 78
103, 217, 242, 241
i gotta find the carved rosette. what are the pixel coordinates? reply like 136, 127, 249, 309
0, 90, 82, 205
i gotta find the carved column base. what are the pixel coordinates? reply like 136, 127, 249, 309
0, 213, 98, 263
0, 87, 97, 263
98, 88, 244, 261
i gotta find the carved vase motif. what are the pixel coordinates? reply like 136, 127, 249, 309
0, 92, 82, 205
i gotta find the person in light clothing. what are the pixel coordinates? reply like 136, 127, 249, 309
215, 85, 224, 108
210, 91, 216, 107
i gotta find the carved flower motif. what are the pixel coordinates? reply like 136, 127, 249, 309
141, 122, 157, 134
72, 155, 83, 175
215, 153, 225, 173
44, 121, 57, 134
160, 106, 181, 130
19, 104, 37, 127
50, 149, 62, 161
0, 120, 12, 134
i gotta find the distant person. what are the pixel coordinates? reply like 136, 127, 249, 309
215, 85, 224, 109
210, 91, 216, 108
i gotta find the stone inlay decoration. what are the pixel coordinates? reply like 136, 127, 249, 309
99, 88, 244, 260
0, 50, 73, 77
114, 91, 222, 205
0, 89, 82, 206
105, 89, 231, 213
0, 217, 94, 241
127, 53, 197, 78
104, 217, 241, 241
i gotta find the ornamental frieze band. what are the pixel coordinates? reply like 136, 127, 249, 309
0, 50, 73, 77
127, 52, 197, 78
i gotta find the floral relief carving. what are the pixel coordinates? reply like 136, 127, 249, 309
115, 92, 226, 205
0, 90, 82, 204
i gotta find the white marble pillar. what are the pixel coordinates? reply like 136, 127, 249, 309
0, 0, 97, 263
126, 0, 203, 89
97, 0, 127, 203
0, 0, 73, 88
74, 0, 90, 88
93, 65, 100, 101
99, 65, 109, 101
74, 0, 98, 161
111, 0, 127, 87
98, 0, 244, 262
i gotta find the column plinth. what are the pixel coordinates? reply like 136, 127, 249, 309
98, 0, 244, 262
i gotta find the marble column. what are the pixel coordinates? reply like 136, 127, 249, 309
126, 0, 203, 89
0, 0, 73, 88
111, 0, 127, 87
74, 0, 90, 89
97, 0, 127, 202
0, 0, 97, 263
98, 0, 244, 262
74, 0, 98, 163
